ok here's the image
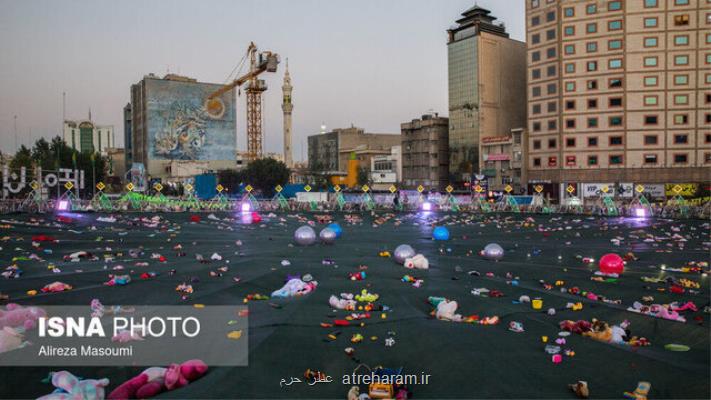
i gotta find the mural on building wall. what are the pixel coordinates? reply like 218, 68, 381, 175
147, 79, 236, 161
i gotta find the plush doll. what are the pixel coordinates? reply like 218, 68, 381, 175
271, 278, 318, 298
0, 303, 47, 331
329, 295, 356, 311
38, 371, 110, 400
404, 254, 429, 270
107, 359, 208, 399
41, 281, 73, 293
435, 299, 462, 322
0, 326, 24, 354
582, 319, 613, 342
347, 386, 360, 400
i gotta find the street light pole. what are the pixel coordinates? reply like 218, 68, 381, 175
13, 115, 17, 152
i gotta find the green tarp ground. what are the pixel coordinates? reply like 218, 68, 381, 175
0, 212, 709, 399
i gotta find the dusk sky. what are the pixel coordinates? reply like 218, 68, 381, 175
0, 0, 525, 160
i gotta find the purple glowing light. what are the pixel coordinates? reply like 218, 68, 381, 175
633, 207, 647, 218
241, 202, 251, 212
56, 200, 69, 211
421, 202, 432, 212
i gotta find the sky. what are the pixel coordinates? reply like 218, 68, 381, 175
0, 0, 525, 160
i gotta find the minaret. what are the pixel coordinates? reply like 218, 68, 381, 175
281, 59, 293, 168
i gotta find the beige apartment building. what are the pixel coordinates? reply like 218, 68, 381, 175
526, 0, 711, 189
401, 114, 450, 190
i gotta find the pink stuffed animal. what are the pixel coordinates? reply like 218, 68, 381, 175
107, 359, 208, 399
0, 326, 24, 354
37, 371, 109, 400
0, 303, 47, 331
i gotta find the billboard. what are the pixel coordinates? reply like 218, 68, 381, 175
146, 79, 236, 161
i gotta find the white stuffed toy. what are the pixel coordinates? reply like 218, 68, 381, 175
329, 294, 356, 311
404, 254, 429, 270
435, 300, 462, 322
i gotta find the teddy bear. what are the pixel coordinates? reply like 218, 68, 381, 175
582, 319, 612, 343
0, 303, 47, 331
38, 370, 110, 400
433, 299, 462, 322
404, 254, 429, 270
107, 359, 208, 399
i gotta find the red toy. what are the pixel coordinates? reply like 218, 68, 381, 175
599, 253, 624, 275
190, 215, 201, 223
107, 359, 208, 399
251, 212, 262, 223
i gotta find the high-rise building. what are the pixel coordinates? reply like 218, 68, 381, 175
129, 73, 237, 180
63, 118, 114, 155
526, 0, 710, 193
401, 113, 450, 190
282, 60, 294, 168
447, 5, 527, 186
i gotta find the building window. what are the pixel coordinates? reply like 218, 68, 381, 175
674, 74, 688, 85
588, 117, 598, 128
609, 155, 623, 165
532, 33, 541, 44
531, 16, 540, 26
564, 7, 574, 17
609, 136, 623, 145
706, 134, 711, 144
564, 26, 575, 36
566, 119, 576, 128
644, 0, 657, 7
644, 37, 658, 47
587, 80, 598, 90
644, 154, 658, 164
673, 134, 688, 144
533, 157, 541, 167
565, 82, 575, 92
565, 100, 575, 110
608, 1, 622, 10
644, 95, 658, 106
546, 47, 556, 58
588, 155, 598, 166
532, 86, 541, 97
548, 119, 557, 130
548, 138, 557, 148
533, 122, 541, 131
546, 29, 556, 40
644, 135, 658, 145
707, 73, 711, 84
706, 33, 711, 44
674, 0, 689, 5
587, 42, 598, 52
707, 53, 711, 64
588, 137, 598, 147
532, 69, 541, 79
644, 56, 658, 67
531, 0, 539, 8
533, 140, 541, 149
609, 59, 622, 68
706, 94, 711, 104
608, 20, 622, 31
532, 104, 542, 114
674, 114, 689, 125
644, 76, 658, 86
587, 61, 598, 72
674, 55, 689, 65
547, 83, 557, 94
674, 94, 688, 105
546, 11, 556, 22
565, 63, 575, 73
609, 78, 622, 88
566, 137, 576, 147
565, 44, 575, 54
548, 156, 557, 167
547, 101, 557, 112
707, 114, 711, 124
674, 14, 689, 26
547, 65, 556, 76
588, 98, 598, 108
673, 154, 688, 164
586, 4, 597, 14
609, 98, 622, 107
610, 116, 623, 126
587, 23, 597, 33
644, 17, 658, 28
608, 39, 622, 50
644, 115, 658, 125
674, 35, 689, 46
705, 153, 711, 164
565, 155, 576, 166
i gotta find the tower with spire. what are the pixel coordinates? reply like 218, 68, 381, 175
281, 59, 293, 168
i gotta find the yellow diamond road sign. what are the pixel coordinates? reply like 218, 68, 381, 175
534, 185, 544, 193
64, 181, 74, 190
389, 185, 397, 193
417, 185, 424, 193
275, 185, 283, 193
153, 183, 163, 192
504, 185, 513, 193
216, 184, 225, 193
635, 184, 645, 193
304, 185, 312, 192
601, 185, 609, 194
333, 184, 341, 192
566, 184, 575, 194
244, 184, 252, 193
30, 181, 40, 190
126, 182, 134, 192
96, 182, 105, 191
362, 185, 370, 192
474, 185, 483, 193
184, 183, 193, 192
672, 184, 683, 194
445, 185, 453, 193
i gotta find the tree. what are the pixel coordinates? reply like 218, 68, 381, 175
241, 158, 290, 197
10, 145, 33, 170
217, 169, 245, 193
357, 167, 369, 186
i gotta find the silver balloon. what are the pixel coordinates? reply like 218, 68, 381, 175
483, 243, 504, 261
393, 244, 415, 264
319, 227, 337, 244
294, 225, 317, 246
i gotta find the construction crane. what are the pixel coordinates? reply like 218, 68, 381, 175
207, 42, 279, 161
